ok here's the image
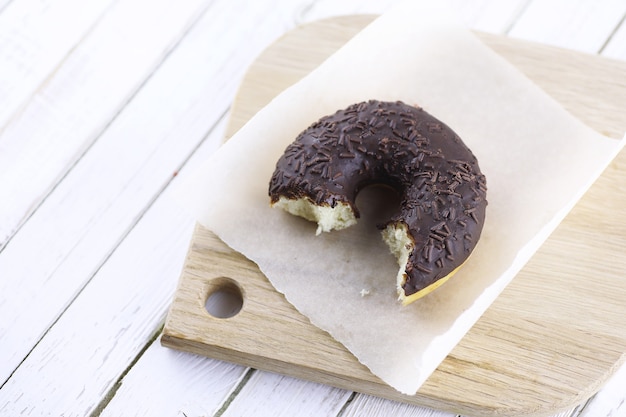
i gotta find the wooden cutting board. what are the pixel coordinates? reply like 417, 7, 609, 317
162, 15, 626, 417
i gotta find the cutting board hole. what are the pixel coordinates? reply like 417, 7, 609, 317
205, 278, 244, 319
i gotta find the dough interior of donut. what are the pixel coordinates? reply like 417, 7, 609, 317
273, 196, 356, 235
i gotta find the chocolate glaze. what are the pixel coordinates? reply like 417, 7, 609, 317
269, 100, 487, 296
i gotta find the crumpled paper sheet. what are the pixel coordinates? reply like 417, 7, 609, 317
177, 0, 626, 395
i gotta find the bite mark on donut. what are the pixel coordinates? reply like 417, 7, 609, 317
380, 222, 415, 302
272, 196, 356, 235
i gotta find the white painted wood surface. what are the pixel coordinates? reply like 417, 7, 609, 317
0, 0, 625, 416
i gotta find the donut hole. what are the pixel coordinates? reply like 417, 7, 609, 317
354, 183, 402, 226
204, 277, 244, 319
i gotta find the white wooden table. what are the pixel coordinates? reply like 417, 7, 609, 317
1, 0, 625, 416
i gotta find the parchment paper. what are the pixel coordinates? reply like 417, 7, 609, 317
177, 0, 626, 394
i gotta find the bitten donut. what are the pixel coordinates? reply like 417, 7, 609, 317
269, 100, 487, 305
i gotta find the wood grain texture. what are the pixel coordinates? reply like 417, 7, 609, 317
0, 113, 221, 416
161, 15, 626, 417
0, 0, 211, 248
0, 0, 214, 383
220, 371, 352, 417
98, 340, 248, 417
0, 0, 113, 127
579, 360, 626, 417
341, 395, 457, 417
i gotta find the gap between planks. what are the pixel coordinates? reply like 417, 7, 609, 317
0, 0, 213, 252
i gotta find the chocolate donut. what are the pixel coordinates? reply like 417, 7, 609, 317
269, 100, 487, 305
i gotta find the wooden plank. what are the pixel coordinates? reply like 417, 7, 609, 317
297, 0, 400, 23
449, 0, 531, 33
0, 0, 14, 13
0, 0, 216, 384
0, 110, 220, 417
0, 0, 113, 127
0, 0, 211, 248
299, 0, 530, 34
341, 395, 460, 417
219, 371, 352, 417
601, 16, 626, 59
97, 340, 249, 417
162, 16, 626, 417
508, 0, 626, 53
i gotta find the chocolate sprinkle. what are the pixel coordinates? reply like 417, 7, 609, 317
269, 100, 487, 296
